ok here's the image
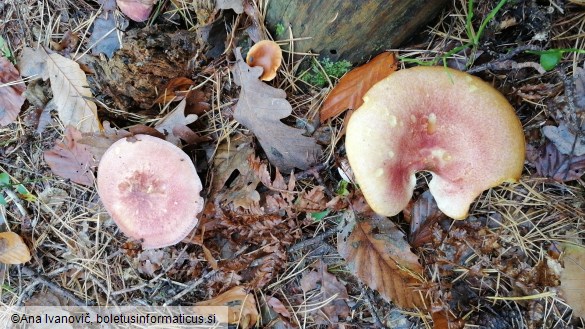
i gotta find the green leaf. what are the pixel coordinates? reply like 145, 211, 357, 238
310, 209, 330, 222
0, 36, 12, 59
16, 185, 36, 202
16, 184, 27, 194
0, 194, 6, 206
0, 173, 9, 187
1, 284, 15, 293
336, 180, 350, 196
540, 51, 562, 71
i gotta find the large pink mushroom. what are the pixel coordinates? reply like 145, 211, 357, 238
345, 66, 525, 219
97, 134, 203, 249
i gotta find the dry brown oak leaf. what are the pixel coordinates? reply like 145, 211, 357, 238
231, 48, 322, 172
337, 211, 427, 310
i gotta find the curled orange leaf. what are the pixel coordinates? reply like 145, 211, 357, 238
320, 52, 397, 123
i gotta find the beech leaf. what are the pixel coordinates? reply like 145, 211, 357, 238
210, 135, 255, 196
266, 297, 290, 318
559, 244, 585, 317
0, 57, 26, 126
337, 211, 426, 309
44, 52, 100, 132
405, 191, 445, 248
231, 48, 322, 172
44, 126, 96, 186
153, 77, 194, 104
320, 52, 397, 123
19, 48, 100, 132
0, 231, 32, 264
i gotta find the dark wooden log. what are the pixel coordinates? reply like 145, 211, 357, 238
266, 1, 449, 64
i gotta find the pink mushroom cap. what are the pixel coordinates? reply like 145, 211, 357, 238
345, 66, 525, 219
97, 134, 203, 248
117, 0, 154, 22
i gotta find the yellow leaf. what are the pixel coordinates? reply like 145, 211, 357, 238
0, 232, 31, 264
560, 244, 585, 317
45, 52, 100, 132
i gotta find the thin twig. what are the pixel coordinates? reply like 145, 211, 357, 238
112, 243, 191, 296
466, 45, 544, 74
3, 189, 29, 219
362, 284, 386, 328
467, 59, 546, 74
164, 270, 217, 306
20, 266, 95, 308
288, 227, 338, 253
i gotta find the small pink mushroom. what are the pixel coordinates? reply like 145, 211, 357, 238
345, 66, 525, 219
97, 134, 203, 249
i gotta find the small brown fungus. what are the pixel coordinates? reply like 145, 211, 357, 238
97, 134, 203, 249
246, 40, 282, 81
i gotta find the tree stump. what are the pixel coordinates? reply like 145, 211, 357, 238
266, 1, 449, 64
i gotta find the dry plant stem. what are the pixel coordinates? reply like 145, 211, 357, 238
85, 270, 118, 306
466, 45, 543, 74
163, 269, 217, 306
15, 279, 40, 306
288, 227, 337, 253
467, 59, 546, 74
362, 284, 385, 328
112, 244, 192, 296
20, 266, 95, 308
3, 189, 30, 219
